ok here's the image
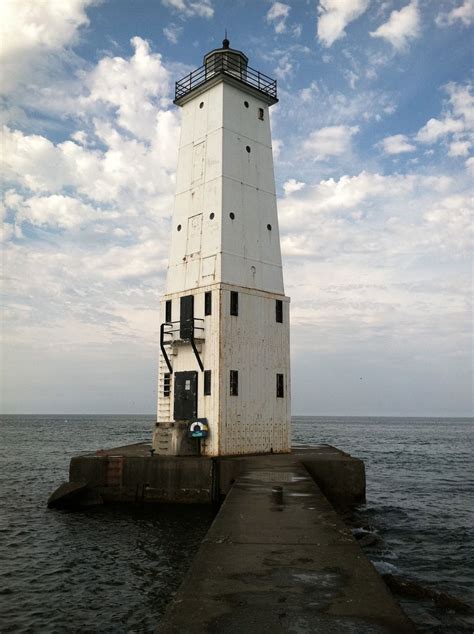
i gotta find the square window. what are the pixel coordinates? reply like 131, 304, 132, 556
165, 299, 172, 323
230, 291, 239, 316
258, 108, 264, 120
276, 373, 284, 398
230, 370, 239, 396
276, 300, 283, 323
204, 291, 212, 316
204, 370, 211, 396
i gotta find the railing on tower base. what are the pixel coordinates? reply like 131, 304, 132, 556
160, 319, 205, 373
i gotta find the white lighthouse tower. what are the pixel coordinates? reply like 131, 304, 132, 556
153, 38, 290, 457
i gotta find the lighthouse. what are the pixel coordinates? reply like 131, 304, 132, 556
153, 38, 290, 457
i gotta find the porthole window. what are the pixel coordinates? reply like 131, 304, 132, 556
267, 224, 272, 231
229, 212, 235, 220
177, 224, 182, 231
244, 101, 249, 108
210, 212, 215, 219
246, 145, 251, 153
199, 102, 204, 109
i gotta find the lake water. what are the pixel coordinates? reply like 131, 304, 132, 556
0, 415, 472, 632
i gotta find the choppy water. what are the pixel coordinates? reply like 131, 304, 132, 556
0, 415, 472, 632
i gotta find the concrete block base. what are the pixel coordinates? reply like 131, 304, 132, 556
49, 443, 365, 510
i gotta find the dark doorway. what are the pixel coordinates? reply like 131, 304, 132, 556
180, 295, 194, 339
174, 371, 198, 420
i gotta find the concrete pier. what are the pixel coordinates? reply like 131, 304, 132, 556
47, 445, 415, 630
158, 455, 414, 633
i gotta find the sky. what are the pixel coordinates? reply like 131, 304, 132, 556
1, 0, 472, 416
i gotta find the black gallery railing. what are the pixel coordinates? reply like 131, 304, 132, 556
175, 57, 277, 101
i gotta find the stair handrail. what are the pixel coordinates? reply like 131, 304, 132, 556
160, 322, 173, 374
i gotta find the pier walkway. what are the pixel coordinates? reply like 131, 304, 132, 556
158, 454, 414, 633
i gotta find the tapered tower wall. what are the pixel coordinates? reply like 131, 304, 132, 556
153, 45, 291, 457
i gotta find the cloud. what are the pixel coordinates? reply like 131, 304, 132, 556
415, 82, 473, 153
302, 125, 359, 160
278, 170, 470, 254
9, 193, 100, 230
416, 117, 464, 143
370, 1, 420, 50
81, 37, 171, 140
274, 55, 293, 80
448, 140, 471, 156
161, 0, 213, 18
0, 0, 95, 95
317, 0, 370, 47
283, 179, 305, 195
163, 23, 183, 44
380, 133, 416, 155
436, 0, 474, 26
278, 169, 471, 408
266, 2, 290, 33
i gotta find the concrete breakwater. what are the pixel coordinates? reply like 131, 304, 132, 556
48, 444, 415, 631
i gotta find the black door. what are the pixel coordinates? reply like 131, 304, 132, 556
180, 295, 194, 339
174, 371, 198, 420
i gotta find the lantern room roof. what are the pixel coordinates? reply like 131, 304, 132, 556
203, 38, 249, 66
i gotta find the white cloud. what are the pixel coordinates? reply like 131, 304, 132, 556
416, 117, 464, 143
447, 81, 474, 124
292, 24, 303, 38
370, 1, 420, 50
82, 37, 171, 140
298, 82, 319, 103
0, 0, 92, 59
448, 140, 471, 156
278, 171, 471, 396
317, 0, 370, 47
0, 0, 95, 95
283, 179, 306, 195
13, 194, 100, 230
380, 133, 416, 155
267, 2, 291, 33
161, 0, 213, 18
415, 82, 473, 153
163, 23, 183, 44
436, 0, 474, 26
302, 125, 359, 160
274, 55, 293, 80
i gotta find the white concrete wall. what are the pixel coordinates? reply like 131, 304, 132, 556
218, 285, 290, 455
